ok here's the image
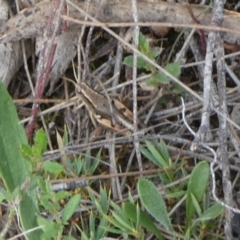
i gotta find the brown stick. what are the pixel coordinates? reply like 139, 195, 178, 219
26, 0, 64, 140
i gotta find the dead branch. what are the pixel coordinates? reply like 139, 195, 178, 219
0, 0, 240, 44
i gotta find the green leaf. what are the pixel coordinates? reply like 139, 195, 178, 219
145, 140, 168, 168
62, 237, 75, 240
33, 129, 47, 155
20, 144, 34, 162
139, 32, 149, 53
166, 190, 186, 199
138, 179, 172, 230
124, 56, 149, 70
140, 146, 159, 166
89, 211, 96, 234
198, 203, 224, 222
61, 194, 81, 224
164, 62, 181, 78
186, 161, 210, 228
42, 161, 64, 175
191, 193, 202, 216
55, 191, 72, 201
0, 82, 40, 239
148, 62, 181, 85
96, 218, 108, 239
124, 55, 134, 67
100, 186, 109, 213
152, 72, 171, 84
159, 140, 170, 165
0, 83, 31, 192
37, 217, 60, 239
124, 202, 163, 240
111, 211, 133, 231
172, 83, 184, 94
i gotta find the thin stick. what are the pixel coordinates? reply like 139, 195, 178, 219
131, 0, 143, 172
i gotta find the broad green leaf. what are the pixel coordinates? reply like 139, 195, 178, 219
186, 161, 210, 228
0, 82, 40, 239
42, 161, 64, 175
0, 83, 31, 192
61, 194, 81, 224
138, 179, 172, 230
124, 202, 163, 240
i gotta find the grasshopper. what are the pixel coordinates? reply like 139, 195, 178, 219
75, 82, 136, 136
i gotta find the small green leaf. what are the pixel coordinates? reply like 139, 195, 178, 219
139, 32, 147, 48
37, 217, 60, 238
124, 202, 163, 240
33, 129, 47, 155
166, 190, 186, 199
55, 191, 72, 201
152, 72, 171, 84
164, 62, 181, 78
138, 179, 172, 230
20, 144, 34, 162
89, 211, 96, 234
42, 161, 64, 175
191, 193, 202, 217
148, 62, 181, 85
111, 211, 133, 232
198, 203, 224, 221
61, 194, 81, 224
145, 140, 168, 168
140, 146, 159, 166
139, 33, 148, 52
96, 218, 108, 239
172, 83, 184, 94
186, 161, 210, 227
100, 186, 109, 213
124, 55, 150, 70
124, 55, 134, 67
159, 140, 170, 165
